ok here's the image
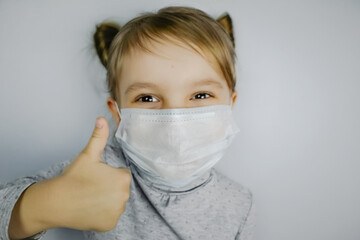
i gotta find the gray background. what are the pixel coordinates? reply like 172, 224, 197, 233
1, 0, 359, 239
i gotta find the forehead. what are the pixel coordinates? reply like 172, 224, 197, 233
118, 37, 226, 88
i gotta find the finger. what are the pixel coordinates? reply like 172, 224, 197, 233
82, 117, 109, 159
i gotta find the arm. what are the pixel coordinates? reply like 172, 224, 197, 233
2, 118, 131, 240
0, 160, 71, 240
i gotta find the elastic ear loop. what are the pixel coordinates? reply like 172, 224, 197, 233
114, 101, 121, 119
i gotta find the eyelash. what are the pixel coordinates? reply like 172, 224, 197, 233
135, 95, 159, 103
135, 92, 213, 103
191, 92, 213, 100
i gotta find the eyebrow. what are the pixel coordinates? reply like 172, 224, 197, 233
192, 78, 224, 88
124, 78, 224, 95
125, 82, 159, 95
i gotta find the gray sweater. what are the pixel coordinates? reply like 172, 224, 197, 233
0, 144, 255, 240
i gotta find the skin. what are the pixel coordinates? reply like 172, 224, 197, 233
107, 38, 237, 124
8, 38, 237, 239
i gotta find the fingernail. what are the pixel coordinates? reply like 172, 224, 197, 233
95, 118, 103, 129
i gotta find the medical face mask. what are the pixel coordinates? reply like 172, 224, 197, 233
114, 104, 239, 188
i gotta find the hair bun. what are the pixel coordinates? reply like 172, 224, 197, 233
94, 22, 120, 67
216, 13, 235, 48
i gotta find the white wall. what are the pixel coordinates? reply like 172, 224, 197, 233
1, 1, 359, 239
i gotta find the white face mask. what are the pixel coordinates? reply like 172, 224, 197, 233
114, 104, 239, 188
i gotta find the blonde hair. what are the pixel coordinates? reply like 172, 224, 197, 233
94, 6, 236, 100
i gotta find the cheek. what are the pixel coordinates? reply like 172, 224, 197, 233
119, 92, 129, 108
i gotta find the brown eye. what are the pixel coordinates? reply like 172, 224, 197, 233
136, 95, 159, 102
192, 93, 211, 100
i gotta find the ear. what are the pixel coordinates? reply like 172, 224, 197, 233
231, 91, 237, 107
216, 13, 235, 47
107, 97, 121, 126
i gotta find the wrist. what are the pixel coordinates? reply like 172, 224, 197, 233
31, 177, 66, 229
21, 178, 63, 232
8, 178, 59, 239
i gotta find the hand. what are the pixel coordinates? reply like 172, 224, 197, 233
8, 118, 131, 239
55, 117, 131, 232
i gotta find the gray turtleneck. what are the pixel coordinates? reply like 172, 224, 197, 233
0, 144, 255, 240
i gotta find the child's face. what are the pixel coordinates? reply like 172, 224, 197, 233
107, 38, 237, 125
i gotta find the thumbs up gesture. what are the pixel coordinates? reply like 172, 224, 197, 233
8, 117, 131, 239
55, 117, 131, 232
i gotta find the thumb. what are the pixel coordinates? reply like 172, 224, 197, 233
82, 117, 109, 158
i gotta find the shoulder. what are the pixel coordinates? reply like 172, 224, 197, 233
102, 143, 129, 168
213, 169, 253, 200
206, 169, 255, 235
211, 168, 254, 215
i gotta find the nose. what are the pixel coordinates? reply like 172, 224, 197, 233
162, 101, 187, 109
161, 94, 188, 109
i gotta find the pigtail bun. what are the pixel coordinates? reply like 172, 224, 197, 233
216, 13, 235, 48
94, 22, 120, 67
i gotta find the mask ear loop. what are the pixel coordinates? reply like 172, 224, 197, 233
114, 101, 122, 119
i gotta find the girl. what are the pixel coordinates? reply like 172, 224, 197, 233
1, 6, 254, 240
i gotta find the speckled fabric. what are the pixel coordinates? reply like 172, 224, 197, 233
0, 144, 255, 240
